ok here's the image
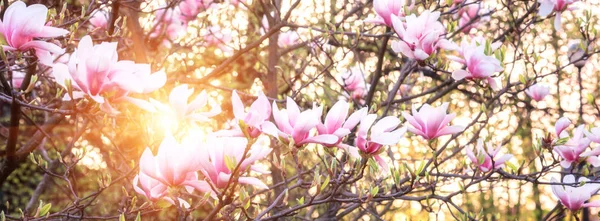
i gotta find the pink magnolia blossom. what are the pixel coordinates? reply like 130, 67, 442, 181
262, 97, 339, 147
538, 0, 578, 32
278, 31, 300, 48
390, 10, 455, 61
553, 124, 593, 168
149, 7, 186, 48
351, 114, 407, 171
365, 0, 413, 26
0, 1, 69, 65
197, 137, 271, 189
204, 26, 233, 53
551, 175, 600, 211
317, 100, 368, 147
402, 103, 465, 140
133, 171, 170, 203
455, 3, 490, 33
138, 135, 211, 193
465, 139, 513, 172
450, 38, 503, 90
149, 84, 221, 123
89, 10, 108, 30
341, 66, 367, 100
525, 83, 551, 101
555, 116, 571, 137
11, 71, 24, 88
216, 91, 272, 138
51, 35, 166, 114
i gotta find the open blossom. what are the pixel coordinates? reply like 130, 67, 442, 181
0, 1, 69, 65
466, 139, 513, 172
133, 171, 170, 203
89, 10, 108, 30
204, 26, 233, 53
150, 84, 221, 123
341, 66, 367, 100
450, 38, 503, 90
150, 7, 186, 48
525, 83, 551, 101
51, 35, 166, 114
390, 10, 455, 61
138, 135, 210, 194
11, 71, 25, 88
351, 114, 407, 171
197, 137, 271, 189
216, 91, 272, 138
455, 3, 490, 33
538, 0, 578, 32
262, 97, 339, 147
403, 103, 465, 140
551, 175, 600, 211
317, 100, 368, 147
278, 31, 300, 48
365, 0, 413, 26
553, 123, 595, 168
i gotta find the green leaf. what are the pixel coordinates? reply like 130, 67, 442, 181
370, 186, 379, 196
518, 74, 527, 85
135, 212, 141, 221
296, 196, 305, 205
224, 155, 237, 172
320, 176, 330, 192
119, 213, 126, 221
39, 203, 52, 217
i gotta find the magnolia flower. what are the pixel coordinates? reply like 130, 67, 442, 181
133, 171, 169, 203
317, 100, 368, 147
197, 137, 271, 189
204, 25, 233, 53
150, 84, 221, 123
553, 125, 593, 168
450, 38, 503, 90
365, 0, 413, 26
568, 40, 588, 68
10, 71, 25, 89
456, 3, 490, 33
391, 10, 455, 61
89, 10, 109, 30
525, 83, 551, 101
262, 97, 339, 147
551, 175, 600, 211
150, 7, 186, 48
216, 91, 272, 138
278, 31, 300, 48
403, 103, 465, 140
0, 1, 69, 65
555, 116, 571, 137
138, 135, 210, 193
51, 35, 166, 114
538, 0, 578, 32
466, 139, 513, 172
179, 0, 200, 22
341, 66, 367, 100
350, 114, 407, 171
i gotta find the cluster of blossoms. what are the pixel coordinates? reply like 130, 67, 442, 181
2, 0, 595, 215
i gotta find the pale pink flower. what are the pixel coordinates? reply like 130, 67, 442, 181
352, 114, 407, 171
149, 84, 221, 123
402, 103, 465, 140
89, 10, 108, 30
465, 139, 513, 172
277, 31, 299, 48
204, 25, 233, 53
150, 7, 186, 48
538, 0, 578, 32
0, 1, 69, 65
138, 135, 210, 193
197, 137, 271, 189
341, 66, 367, 100
525, 83, 551, 101
215, 91, 272, 138
133, 171, 169, 203
390, 10, 455, 61
551, 175, 600, 211
553, 125, 592, 168
11, 71, 24, 88
365, 0, 413, 26
262, 97, 339, 147
555, 116, 571, 137
450, 38, 503, 90
317, 100, 368, 147
456, 3, 490, 33
51, 36, 166, 114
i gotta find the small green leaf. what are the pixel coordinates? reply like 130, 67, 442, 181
39, 202, 51, 217
135, 212, 141, 221
320, 176, 330, 192
119, 213, 126, 221
370, 186, 379, 196
224, 155, 237, 172
296, 196, 305, 205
